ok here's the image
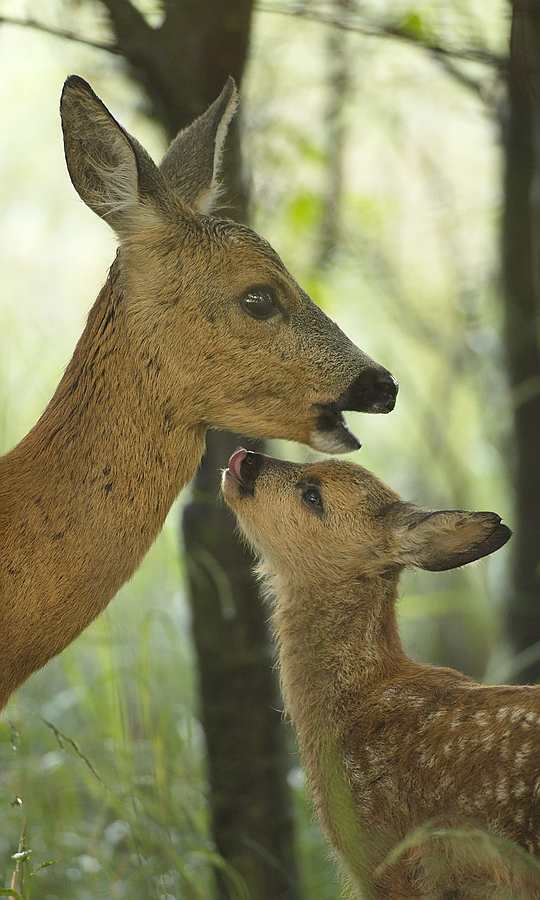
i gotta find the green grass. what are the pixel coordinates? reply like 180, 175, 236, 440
0, 520, 216, 900
0, 514, 341, 900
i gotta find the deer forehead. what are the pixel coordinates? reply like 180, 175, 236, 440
123, 215, 307, 313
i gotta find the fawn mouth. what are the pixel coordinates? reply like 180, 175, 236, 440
224, 448, 261, 497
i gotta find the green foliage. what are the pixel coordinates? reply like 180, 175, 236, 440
399, 11, 431, 41
0, 538, 337, 898
0, 526, 219, 899
1, 820, 56, 900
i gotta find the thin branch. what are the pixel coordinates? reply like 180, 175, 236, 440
0, 4, 507, 101
42, 718, 104, 784
256, 2, 508, 70
94, 0, 152, 48
0, 14, 119, 55
435, 55, 486, 97
96, 0, 147, 24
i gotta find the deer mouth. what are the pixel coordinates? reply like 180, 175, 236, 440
311, 404, 361, 453
311, 368, 399, 454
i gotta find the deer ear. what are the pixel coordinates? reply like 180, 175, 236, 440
61, 75, 168, 238
159, 77, 238, 214
393, 505, 511, 572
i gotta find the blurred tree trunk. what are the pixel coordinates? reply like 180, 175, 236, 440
94, 2, 300, 897
183, 429, 298, 900
316, 0, 354, 270
501, 0, 540, 682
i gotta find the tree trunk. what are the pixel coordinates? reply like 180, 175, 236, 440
316, 0, 354, 270
502, 0, 540, 682
183, 429, 298, 900
96, 2, 300, 896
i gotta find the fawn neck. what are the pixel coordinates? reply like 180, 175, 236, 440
268, 567, 407, 890
0, 259, 205, 701
269, 569, 407, 749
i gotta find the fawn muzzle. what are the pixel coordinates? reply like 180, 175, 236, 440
225, 448, 262, 497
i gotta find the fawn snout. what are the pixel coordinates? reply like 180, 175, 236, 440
225, 448, 262, 496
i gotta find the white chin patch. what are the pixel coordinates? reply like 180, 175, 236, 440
310, 428, 356, 454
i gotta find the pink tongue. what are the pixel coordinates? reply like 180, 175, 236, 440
228, 448, 247, 482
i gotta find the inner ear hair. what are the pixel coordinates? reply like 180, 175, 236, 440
159, 77, 238, 213
60, 75, 168, 237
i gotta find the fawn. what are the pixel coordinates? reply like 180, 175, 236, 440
0, 76, 397, 709
222, 450, 540, 899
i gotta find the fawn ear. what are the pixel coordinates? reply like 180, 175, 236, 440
393, 506, 512, 572
61, 75, 168, 239
159, 77, 238, 214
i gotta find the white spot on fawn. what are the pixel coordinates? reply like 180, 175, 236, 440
474, 711, 489, 727
515, 743, 531, 767
523, 711, 538, 728
495, 779, 509, 803
514, 780, 527, 799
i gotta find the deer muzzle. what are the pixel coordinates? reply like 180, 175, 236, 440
339, 368, 399, 415
312, 367, 399, 454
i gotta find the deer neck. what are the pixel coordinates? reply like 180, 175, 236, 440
0, 259, 205, 698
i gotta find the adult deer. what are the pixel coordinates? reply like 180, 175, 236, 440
0, 77, 397, 710
222, 451, 540, 900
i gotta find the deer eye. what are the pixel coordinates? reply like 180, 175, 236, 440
301, 486, 323, 515
240, 287, 278, 320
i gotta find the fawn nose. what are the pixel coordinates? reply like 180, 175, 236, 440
240, 451, 263, 493
227, 449, 263, 495
339, 369, 398, 415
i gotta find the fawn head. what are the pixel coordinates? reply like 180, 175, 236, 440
222, 451, 511, 584
59, 76, 397, 453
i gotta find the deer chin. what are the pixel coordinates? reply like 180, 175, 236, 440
310, 404, 361, 454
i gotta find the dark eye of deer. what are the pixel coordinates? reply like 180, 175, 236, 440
240, 288, 277, 320
302, 487, 323, 514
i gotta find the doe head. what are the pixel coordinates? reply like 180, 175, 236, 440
222, 451, 511, 585
60, 76, 397, 452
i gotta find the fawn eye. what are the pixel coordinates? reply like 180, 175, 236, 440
240, 287, 278, 320
301, 486, 323, 515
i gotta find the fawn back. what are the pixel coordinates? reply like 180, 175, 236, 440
0, 77, 398, 708
222, 451, 540, 899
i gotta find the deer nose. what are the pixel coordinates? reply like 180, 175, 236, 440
339, 369, 398, 415
373, 370, 399, 412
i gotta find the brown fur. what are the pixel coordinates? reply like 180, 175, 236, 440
0, 77, 398, 709
223, 452, 540, 899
